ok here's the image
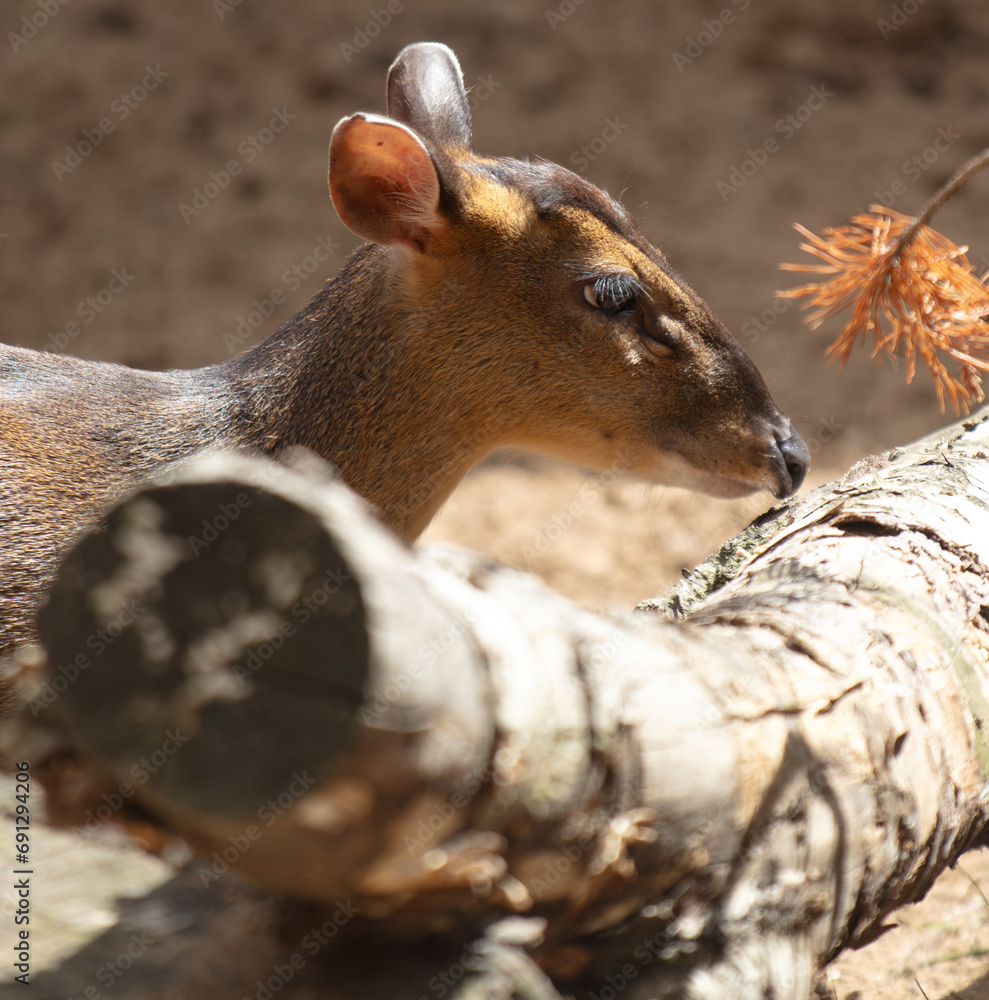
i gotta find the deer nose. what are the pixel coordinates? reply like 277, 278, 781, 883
769, 426, 810, 498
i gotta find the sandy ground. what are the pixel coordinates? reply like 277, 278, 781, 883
2, 0, 989, 995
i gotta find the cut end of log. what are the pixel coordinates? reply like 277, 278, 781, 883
39, 478, 369, 821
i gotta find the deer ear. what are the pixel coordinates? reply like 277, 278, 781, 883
387, 42, 471, 152
328, 112, 442, 251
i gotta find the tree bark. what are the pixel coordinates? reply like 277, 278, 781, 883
5, 411, 989, 1000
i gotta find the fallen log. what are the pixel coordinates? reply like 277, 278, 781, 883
5, 409, 989, 999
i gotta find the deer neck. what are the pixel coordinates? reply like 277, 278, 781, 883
226, 245, 502, 541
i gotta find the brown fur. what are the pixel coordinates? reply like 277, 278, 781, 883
0, 42, 807, 662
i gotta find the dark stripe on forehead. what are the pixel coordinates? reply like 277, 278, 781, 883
466, 156, 694, 295
473, 157, 641, 243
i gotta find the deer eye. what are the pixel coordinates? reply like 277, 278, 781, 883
583, 274, 638, 316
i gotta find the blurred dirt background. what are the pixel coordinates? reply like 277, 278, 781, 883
2, 0, 989, 996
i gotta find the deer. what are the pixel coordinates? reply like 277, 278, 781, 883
0, 41, 808, 664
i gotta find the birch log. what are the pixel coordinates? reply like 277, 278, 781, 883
7, 410, 989, 1000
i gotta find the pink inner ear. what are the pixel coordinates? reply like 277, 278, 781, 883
379, 151, 428, 197
330, 115, 441, 250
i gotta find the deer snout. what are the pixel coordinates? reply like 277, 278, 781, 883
767, 425, 810, 498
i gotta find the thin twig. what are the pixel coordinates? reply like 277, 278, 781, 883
900, 147, 989, 252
